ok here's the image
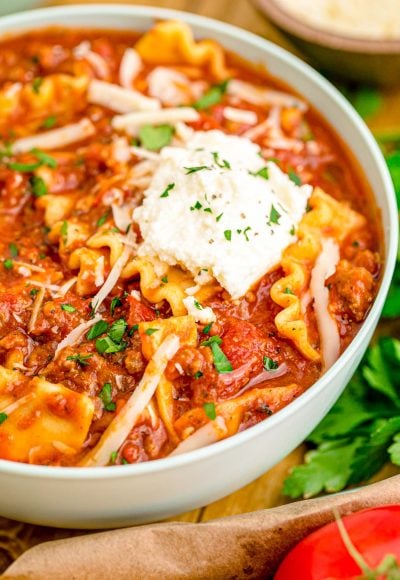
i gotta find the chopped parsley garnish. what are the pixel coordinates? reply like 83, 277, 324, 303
3, 259, 13, 270
32, 77, 43, 94
288, 170, 302, 186
8, 161, 41, 172
190, 200, 203, 211
66, 353, 93, 367
193, 371, 203, 379
203, 207, 213, 213
139, 124, 174, 151
96, 210, 110, 227
194, 299, 203, 310
184, 165, 210, 175
283, 287, 294, 295
145, 328, 159, 336
203, 402, 217, 420
216, 213, 223, 222
252, 166, 269, 180
352, 240, 360, 247
201, 335, 232, 374
0, 412, 8, 425
8, 243, 18, 258
263, 356, 279, 371
42, 115, 57, 129
30, 175, 48, 197
99, 383, 116, 412
290, 225, 296, 236
128, 323, 139, 336
31, 148, 57, 168
29, 288, 39, 297
110, 296, 122, 316
243, 226, 251, 241
161, 276, 168, 284
108, 318, 128, 343
96, 336, 127, 354
268, 205, 281, 225
110, 451, 118, 464
212, 151, 231, 169
86, 320, 109, 340
61, 303, 76, 313
193, 79, 229, 110
203, 322, 213, 335
61, 220, 68, 244
224, 229, 232, 241
160, 182, 175, 198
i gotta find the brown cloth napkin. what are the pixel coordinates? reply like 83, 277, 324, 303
4, 474, 400, 580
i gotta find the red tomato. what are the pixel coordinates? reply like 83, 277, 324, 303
275, 505, 400, 580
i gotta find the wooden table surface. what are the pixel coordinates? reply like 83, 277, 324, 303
1, 0, 399, 571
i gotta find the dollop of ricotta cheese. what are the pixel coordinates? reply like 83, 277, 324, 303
133, 130, 312, 299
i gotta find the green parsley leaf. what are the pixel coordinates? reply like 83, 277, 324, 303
202, 322, 213, 335
61, 304, 76, 313
161, 276, 168, 284
290, 225, 296, 236
8, 161, 41, 172
243, 226, 251, 241
96, 210, 110, 227
288, 171, 302, 186
184, 165, 210, 175
145, 328, 159, 336
139, 124, 174, 151
42, 115, 57, 129
61, 220, 68, 244
224, 229, 232, 241
212, 151, 231, 169
31, 148, 57, 168
351, 87, 383, 121
252, 166, 269, 180
29, 288, 39, 297
283, 287, 294, 295
160, 182, 175, 198
203, 402, 217, 420
30, 175, 48, 197
32, 77, 43, 94
216, 213, 223, 222
283, 439, 363, 499
201, 335, 222, 347
3, 259, 13, 270
110, 296, 122, 316
201, 335, 232, 373
108, 318, 128, 344
110, 450, 118, 464
96, 336, 127, 354
194, 300, 203, 310
0, 412, 7, 424
99, 383, 116, 412
128, 323, 139, 336
86, 320, 109, 340
8, 243, 18, 258
193, 371, 203, 379
193, 79, 229, 110
283, 337, 400, 499
190, 200, 203, 211
268, 205, 281, 225
66, 353, 93, 367
263, 356, 279, 371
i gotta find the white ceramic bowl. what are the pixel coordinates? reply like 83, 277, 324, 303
0, 4, 397, 529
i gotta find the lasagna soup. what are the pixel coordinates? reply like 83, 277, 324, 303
0, 21, 381, 466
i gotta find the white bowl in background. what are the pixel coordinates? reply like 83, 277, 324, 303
0, 4, 397, 529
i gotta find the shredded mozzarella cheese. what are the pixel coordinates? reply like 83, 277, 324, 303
88, 79, 160, 113
223, 106, 258, 125
54, 314, 102, 359
183, 296, 216, 324
112, 107, 200, 134
169, 417, 228, 456
80, 334, 180, 467
310, 237, 340, 370
119, 48, 142, 88
228, 79, 307, 112
12, 119, 95, 153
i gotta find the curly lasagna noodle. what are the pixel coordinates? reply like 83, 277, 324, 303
0, 21, 381, 466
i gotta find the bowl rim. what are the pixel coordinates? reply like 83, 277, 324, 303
0, 3, 397, 481
256, 0, 400, 54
